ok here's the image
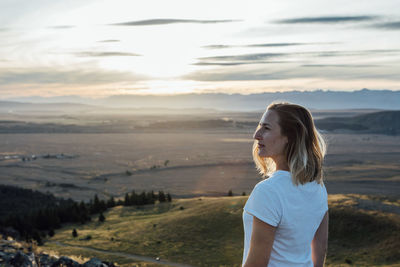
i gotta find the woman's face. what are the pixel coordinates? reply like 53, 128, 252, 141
253, 109, 288, 159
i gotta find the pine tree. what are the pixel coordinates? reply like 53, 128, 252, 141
72, 228, 78, 237
130, 190, 137, 205
99, 199, 107, 212
88, 199, 93, 214
70, 202, 81, 222
107, 196, 116, 208
228, 190, 233, 196
48, 229, 55, 237
124, 193, 130, 206
93, 194, 101, 213
146, 191, 155, 204
167, 193, 172, 202
79, 201, 89, 223
99, 212, 105, 222
139, 191, 146, 205
158, 191, 166, 202
32, 230, 42, 245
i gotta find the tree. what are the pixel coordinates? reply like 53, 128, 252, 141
32, 230, 42, 245
146, 191, 155, 204
91, 194, 101, 214
158, 191, 166, 202
228, 190, 233, 196
107, 196, 116, 208
139, 191, 146, 205
242, 192, 246, 196
48, 229, 55, 237
99, 213, 105, 222
167, 193, 172, 202
99, 199, 107, 212
72, 228, 78, 238
130, 190, 137, 205
78, 201, 89, 224
35, 209, 48, 230
124, 193, 130, 206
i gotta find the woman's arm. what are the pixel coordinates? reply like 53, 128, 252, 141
311, 211, 329, 267
243, 216, 276, 267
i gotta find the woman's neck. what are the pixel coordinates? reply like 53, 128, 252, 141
273, 155, 290, 171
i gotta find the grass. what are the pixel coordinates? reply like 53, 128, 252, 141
326, 195, 400, 266
41, 195, 400, 267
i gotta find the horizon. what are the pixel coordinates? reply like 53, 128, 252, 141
1, 88, 399, 111
1, 88, 399, 102
1, 0, 400, 98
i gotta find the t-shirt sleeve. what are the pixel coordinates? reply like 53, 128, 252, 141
243, 182, 282, 227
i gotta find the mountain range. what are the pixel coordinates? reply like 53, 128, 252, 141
2, 89, 399, 111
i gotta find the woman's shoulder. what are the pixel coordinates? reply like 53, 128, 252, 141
259, 170, 291, 185
254, 171, 290, 191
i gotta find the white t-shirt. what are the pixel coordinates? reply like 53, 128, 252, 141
242, 170, 328, 267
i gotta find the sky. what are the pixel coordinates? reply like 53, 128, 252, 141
0, 0, 399, 98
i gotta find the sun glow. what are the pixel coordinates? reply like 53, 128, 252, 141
130, 80, 204, 95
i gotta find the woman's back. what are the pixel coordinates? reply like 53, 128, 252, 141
242, 170, 328, 266
243, 102, 329, 267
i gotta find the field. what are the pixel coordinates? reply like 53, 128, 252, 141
0, 130, 399, 201
1, 109, 400, 266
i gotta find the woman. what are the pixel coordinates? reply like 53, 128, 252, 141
242, 102, 329, 267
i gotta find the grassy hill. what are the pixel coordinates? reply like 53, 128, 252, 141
39, 195, 400, 267
316, 110, 400, 135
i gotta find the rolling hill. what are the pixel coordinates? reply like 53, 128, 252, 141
315, 110, 400, 135
41, 195, 400, 267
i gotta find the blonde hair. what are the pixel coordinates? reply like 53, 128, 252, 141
252, 102, 327, 185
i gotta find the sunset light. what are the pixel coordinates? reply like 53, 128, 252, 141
1, 0, 399, 98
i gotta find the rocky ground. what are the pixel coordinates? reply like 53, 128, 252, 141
0, 237, 117, 267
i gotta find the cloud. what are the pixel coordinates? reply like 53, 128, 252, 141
109, 18, 241, 26
97, 40, 120, 43
195, 53, 287, 66
193, 62, 246, 66
198, 53, 285, 62
74, 51, 141, 57
370, 21, 400, 30
202, 43, 307, 49
202, 45, 233, 49
183, 65, 400, 82
195, 49, 400, 66
193, 61, 289, 66
247, 43, 305, 47
301, 64, 380, 68
183, 68, 285, 81
312, 49, 400, 57
47, 25, 75, 29
275, 16, 378, 24
0, 68, 149, 85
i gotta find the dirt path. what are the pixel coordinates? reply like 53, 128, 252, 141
46, 241, 194, 267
